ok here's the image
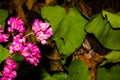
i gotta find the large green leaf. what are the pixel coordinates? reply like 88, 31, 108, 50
41, 6, 87, 57
96, 67, 110, 80
102, 10, 120, 28
0, 45, 10, 63
39, 65, 67, 80
68, 60, 91, 80
105, 51, 120, 63
110, 65, 120, 80
53, 7, 87, 57
85, 13, 120, 50
41, 6, 66, 32
100, 51, 120, 66
52, 72, 68, 80
0, 9, 9, 30
96, 66, 120, 80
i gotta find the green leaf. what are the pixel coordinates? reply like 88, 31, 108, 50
0, 45, 10, 63
110, 65, 120, 80
85, 13, 120, 50
102, 10, 120, 28
12, 53, 24, 61
96, 67, 110, 80
68, 60, 91, 80
39, 66, 53, 80
0, 9, 9, 30
39, 65, 67, 80
117, 11, 120, 15
0, 72, 2, 76
53, 7, 87, 57
101, 51, 120, 66
41, 6, 66, 32
96, 66, 120, 80
52, 72, 68, 80
41, 6, 87, 58
105, 51, 120, 63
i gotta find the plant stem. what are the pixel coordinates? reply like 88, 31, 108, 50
24, 32, 34, 37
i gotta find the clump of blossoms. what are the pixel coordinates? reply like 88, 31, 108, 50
0, 25, 9, 42
32, 19, 53, 45
20, 43, 41, 66
9, 33, 41, 66
7, 17, 25, 33
0, 57, 17, 80
8, 17, 42, 66
0, 17, 53, 80
9, 33, 26, 53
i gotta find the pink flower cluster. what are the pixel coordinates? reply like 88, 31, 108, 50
9, 33, 41, 66
7, 17, 25, 33
0, 25, 9, 42
32, 19, 53, 45
20, 43, 41, 66
9, 33, 26, 53
7, 17, 41, 66
0, 17, 53, 79
0, 57, 17, 80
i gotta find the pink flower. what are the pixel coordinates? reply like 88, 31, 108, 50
40, 23, 49, 31
45, 28, 53, 38
9, 33, 26, 54
0, 33, 9, 42
7, 17, 25, 33
32, 19, 53, 45
32, 19, 42, 33
10, 42, 23, 52
0, 57, 17, 80
0, 25, 9, 42
20, 43, 41, 66
0, 77, 12, 80
20, 47, 30, 57
7, 27, 13, 32
13, 33, 26, 43
8, 33, 41, 66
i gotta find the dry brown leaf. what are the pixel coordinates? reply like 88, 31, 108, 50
50, 60, 63, 71
77, 0, 93, 19
31, 2, 45, 14
12, 0, 23, 6
17, 6, 26, 23
45, 0, 53, 5
72, 38, 104, 80
89, 68, 96, 80
45, 45, 63, 71
79, 55, 92, 68
25, 0, 36, 10
73, 50, 104, 80
46, 47, 61, 61
11, 0, 26, 22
